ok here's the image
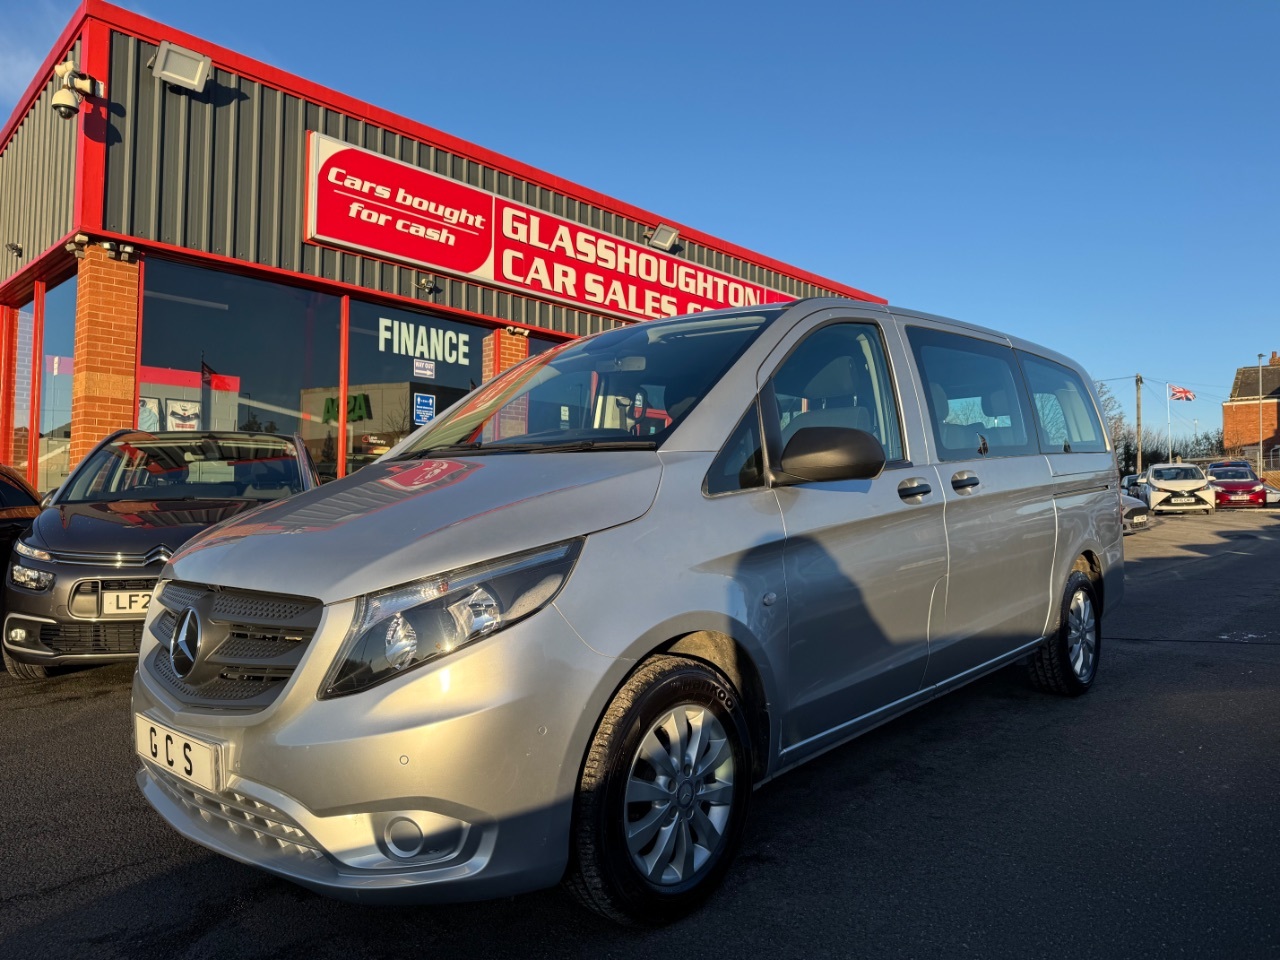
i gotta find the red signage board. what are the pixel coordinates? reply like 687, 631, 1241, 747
306, 133, 793, 321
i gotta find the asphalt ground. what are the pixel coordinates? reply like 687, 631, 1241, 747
1, 509, 1278, 960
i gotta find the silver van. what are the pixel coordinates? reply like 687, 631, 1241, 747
131, 299, 1123, 924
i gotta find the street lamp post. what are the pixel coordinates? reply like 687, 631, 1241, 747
1259, 353, 1265, 477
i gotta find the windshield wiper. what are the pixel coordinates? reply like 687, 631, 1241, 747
394, 439, 656, 459
490, 439, 658, 453
392, 442, 484, 460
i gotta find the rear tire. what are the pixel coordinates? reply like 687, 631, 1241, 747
2, 647, 52, 681
565, 655, 753, 925
1028, 571, 1100, 697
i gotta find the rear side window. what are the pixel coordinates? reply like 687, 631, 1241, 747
907, 326, 1038, 461
1018, 352, 1108, 454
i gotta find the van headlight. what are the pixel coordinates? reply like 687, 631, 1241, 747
321, 539, 583, 698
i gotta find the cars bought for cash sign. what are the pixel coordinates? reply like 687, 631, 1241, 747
305, 133, 793, 322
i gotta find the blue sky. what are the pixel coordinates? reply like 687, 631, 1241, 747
3, 0, 1277, 438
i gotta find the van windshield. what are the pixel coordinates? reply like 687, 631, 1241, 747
396, 309, 782, 456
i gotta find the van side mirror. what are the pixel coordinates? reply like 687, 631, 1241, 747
773, 427, 886, 486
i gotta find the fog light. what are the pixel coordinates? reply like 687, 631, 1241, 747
8, 627, 28, 644
385, 817, 424, 858
10, 565, 54, 591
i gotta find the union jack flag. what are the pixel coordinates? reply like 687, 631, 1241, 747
1169, 385, 1195, 401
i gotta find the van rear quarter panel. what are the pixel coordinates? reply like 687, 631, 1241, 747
1042, 451, 1124, 629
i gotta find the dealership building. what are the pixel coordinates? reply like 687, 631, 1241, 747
0, 1, 881, 490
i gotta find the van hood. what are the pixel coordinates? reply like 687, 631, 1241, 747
167, 452, 663, 603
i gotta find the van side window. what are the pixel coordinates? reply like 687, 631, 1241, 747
705, 403, 765, 495
906, 326, 1038, 460
765, 323, 904, 463
1018, 352, 1109, 454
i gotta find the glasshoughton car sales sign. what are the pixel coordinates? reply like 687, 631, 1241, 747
305, 133, 792, 322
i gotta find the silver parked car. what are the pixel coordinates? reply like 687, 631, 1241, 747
131, 300, 1123, 923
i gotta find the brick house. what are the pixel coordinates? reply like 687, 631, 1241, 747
1222, 351, 1280, 468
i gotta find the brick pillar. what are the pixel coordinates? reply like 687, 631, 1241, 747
481, 327, 530, 381
481, 327, 530, 439
70, 246, 140, 464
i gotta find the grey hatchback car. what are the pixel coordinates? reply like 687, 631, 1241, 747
131, 299, 1123, 923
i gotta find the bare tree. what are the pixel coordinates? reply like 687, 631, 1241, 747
1094, 381, 1127, 450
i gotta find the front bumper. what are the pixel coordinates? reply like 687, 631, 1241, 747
1147, 488, 1214, 512
131, 597, 614, 904
1214, 489, 1265, 507
3, 560, 159, 665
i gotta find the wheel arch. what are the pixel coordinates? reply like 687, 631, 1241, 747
659, 630, 772, 783
1072, 549, 1103, 610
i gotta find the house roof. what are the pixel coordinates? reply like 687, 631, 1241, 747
1229, 358, 1280, 400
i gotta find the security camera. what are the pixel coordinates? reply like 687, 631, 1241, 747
52, 86, 79, 119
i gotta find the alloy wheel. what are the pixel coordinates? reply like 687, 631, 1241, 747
623, 704, 736, 886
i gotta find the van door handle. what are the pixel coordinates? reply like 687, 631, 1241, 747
897, 478, 932, 501
951, 472, 980, 492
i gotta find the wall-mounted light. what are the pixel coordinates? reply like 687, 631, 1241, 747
415, 274, 438, 295
151, 41, 212, 93
4, 242, 21, 258
65, 233, 90, 259
118, 243, 136, 263
100, 241, 119, 259
503, 326, 530, 338
51, 59, 104, 120
644, 224, 680, 252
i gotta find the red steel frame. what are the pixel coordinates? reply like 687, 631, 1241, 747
27, 282, 46, 487
337, 296, 350, 479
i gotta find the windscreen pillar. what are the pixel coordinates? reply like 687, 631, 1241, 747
70, 245, 140, 465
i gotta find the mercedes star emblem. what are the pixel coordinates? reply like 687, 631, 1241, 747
169, 607, 202, 679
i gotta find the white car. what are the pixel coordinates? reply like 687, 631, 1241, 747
1137, 463, 1215, 514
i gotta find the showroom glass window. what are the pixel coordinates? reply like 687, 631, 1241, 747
344, 300, 485, 473
10, 301, 33, 475
139, 260, 340, 468
38, 275, 77, 491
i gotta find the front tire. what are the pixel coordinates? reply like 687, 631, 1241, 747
1028, 571, 1100, 696
3, 647, 52, 681
565, 655, 753, 925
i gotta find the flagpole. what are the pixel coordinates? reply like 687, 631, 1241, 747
1166, 382, 1172, 462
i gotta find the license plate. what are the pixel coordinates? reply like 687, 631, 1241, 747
103, 590, 151, 616
1132, 515, 1147, 525
135, 715, 219, 792
1169, 497, 1195, 504
1229, 495, 1249, 501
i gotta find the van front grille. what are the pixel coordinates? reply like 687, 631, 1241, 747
144, 581, 322, 711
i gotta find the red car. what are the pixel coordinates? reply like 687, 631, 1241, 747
1207, 466, 1267, 507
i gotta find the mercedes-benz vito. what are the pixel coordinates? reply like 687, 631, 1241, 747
131, 299, 1123, 924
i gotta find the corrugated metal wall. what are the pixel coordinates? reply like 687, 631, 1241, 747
0, 45, 79, 289
103, 33, 835, 337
